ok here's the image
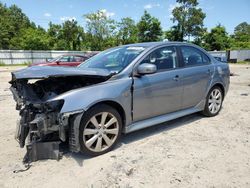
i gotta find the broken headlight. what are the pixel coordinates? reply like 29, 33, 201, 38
44, 99, 64, 112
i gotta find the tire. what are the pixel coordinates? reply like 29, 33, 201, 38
78, 104, 122, 156
202, 86, 224, 117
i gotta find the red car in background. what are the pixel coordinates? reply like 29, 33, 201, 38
29, 53, 98, 67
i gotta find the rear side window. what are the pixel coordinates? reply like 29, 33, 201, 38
180, 46, 210, 67
73, 56, 84, 62
59, 56, 72, 62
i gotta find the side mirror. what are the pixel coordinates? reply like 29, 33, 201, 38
137, 63, 157, 75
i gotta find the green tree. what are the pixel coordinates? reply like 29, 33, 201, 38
117, 17, 138, 44
47, 20, 84, 50
137, 11, 163, 42
61, 20, 84, 50
170, 0, 206, 41
47, 22, 62, 49
234, 22, 250, 41
84, 10, 117, 50
10, 27, 51, 50
0, 3, 10, 49
231, 22, 250, 49
0, 3, 33, 49
164, 26, 183, 41
203, 24, 230, 51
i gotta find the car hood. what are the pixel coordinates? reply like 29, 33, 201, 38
11, 66, 111, 81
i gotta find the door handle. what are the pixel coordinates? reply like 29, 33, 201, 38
207, 69, 211, 74
173, 75, 179, 81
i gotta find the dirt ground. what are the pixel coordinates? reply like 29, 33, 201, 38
0, 64, 249, 188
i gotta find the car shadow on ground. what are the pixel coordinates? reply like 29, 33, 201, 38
121, 112, 204, 145
63, 150, 92, 167
65, 112, 204, 166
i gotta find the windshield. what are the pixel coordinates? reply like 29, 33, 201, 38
79, 46, 146, 73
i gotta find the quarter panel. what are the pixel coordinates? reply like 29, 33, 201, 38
208, 62, 230, 96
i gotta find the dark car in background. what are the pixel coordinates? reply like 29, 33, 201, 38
29, 53, 98, 67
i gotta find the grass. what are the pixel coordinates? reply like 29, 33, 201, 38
236, 61, 250, 64
0, 61, 31, 66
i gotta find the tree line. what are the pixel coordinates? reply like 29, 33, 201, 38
0, 0, 249, 51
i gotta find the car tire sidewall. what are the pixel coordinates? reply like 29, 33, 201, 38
78, 104, 122, 156
203, 86, 223, 117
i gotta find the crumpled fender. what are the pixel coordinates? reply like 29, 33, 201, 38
50, 77, 133, 124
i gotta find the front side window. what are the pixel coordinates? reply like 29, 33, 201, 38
140, 46, 178, 71
79, 46, 146, 73
180, 46, 210, 67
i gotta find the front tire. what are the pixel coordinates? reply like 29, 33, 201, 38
202, 86, 223, 117
79, 104, 122, 156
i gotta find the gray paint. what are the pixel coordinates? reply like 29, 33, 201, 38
133, 68, 183, 121
126, 107, 200, 133
11, 66, 111, 80
52, 78, 133, 126
45, 42, 230, 133
180, 64, 214, 109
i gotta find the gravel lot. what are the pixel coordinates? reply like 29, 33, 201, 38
0, 64, 250, 188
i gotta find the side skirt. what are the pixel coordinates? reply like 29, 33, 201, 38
125, 107, 201, 133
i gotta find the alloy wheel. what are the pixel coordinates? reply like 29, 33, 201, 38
208, 88, 222, 114
83, 112, 119, 152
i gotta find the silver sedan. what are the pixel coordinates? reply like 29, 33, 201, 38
10, 42, 230, 162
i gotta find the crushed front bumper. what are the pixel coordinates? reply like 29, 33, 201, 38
24, 141, 61, 163
15, 107, 63, 163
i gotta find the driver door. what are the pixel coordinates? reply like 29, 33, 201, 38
132, 46, 183, 122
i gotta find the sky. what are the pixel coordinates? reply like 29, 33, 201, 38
1, 0, 250, 34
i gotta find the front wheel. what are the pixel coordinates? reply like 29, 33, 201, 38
202, 86, 223, 117
79, 104, 122, 156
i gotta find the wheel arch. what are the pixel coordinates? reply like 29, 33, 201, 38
86, 100, 127, 130
68, 100, 127, 153
210, 83, 225, 99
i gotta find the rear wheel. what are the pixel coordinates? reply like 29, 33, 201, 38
79, 104, 122, 156
202, 86, 223, 117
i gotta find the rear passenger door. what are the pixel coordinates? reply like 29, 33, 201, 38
179, 45, 213, 109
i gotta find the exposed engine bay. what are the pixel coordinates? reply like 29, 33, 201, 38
10, 67, 111, 163
11, 76, 106, 104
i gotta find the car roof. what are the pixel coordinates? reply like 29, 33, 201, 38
61, 54, 98, 58
122, 41, 189, 48
122, 41, 209, 55
62, 54, 86, 57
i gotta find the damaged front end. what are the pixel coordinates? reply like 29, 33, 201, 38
12, 90, 64, 163
9, 66, 111, 163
